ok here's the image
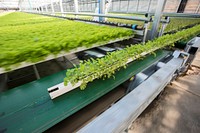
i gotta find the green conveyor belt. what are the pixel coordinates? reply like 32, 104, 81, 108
0, 50, 170, 133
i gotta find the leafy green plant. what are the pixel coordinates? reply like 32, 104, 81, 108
0, 12, 58, 27
0, 12, 133, 69
64, 24, 200, 90
165, 17, 200, 33
104, 13, 200, 32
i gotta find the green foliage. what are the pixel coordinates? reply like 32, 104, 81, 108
0, 12, 58, 27
106, 14, 200, 33
0, 12, 133, 69
165, 17, 200, 33
55, 13, 200, 32
64, 24, 200, 89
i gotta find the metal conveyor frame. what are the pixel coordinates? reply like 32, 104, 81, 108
78, 57, 184, 133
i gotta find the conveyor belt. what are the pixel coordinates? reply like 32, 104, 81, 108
0, 50, 170, 133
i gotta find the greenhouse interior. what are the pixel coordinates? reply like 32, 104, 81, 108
0, 0, 200, 132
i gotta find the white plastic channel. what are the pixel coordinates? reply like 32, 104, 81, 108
48, 48, 160, 99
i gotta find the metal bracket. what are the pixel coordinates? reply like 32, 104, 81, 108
126, 73, 148, 93
33, 64, 40, 79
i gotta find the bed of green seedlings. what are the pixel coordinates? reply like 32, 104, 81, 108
106, 14, 200, 32
108, 13, 200, 32
37, 12, 200, 32
0, 12, 59, 27
64, 24, 200, 90
164, 17, 200, 33
0, 12, 133, 69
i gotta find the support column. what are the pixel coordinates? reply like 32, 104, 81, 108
99, 0, 105, 21
147, 0, 152, 12
35, 7, 38, 13
177, 0, 188, 13
19, 0, 22, 11
195, 1, 200, 13
33, 65, 40, 80
143, 22, 150, 42
38, 7, 40, 13
74, 0, 79, 18
60, 0, 64, 16
27, 0, 32, 12
119, 0, 121, 11
136, 0, 139, 12
41, 6, 44, 13
45, 4, 48, 13
150, 0, 167, 40
51, 0, 55, 15
159, 17, 170, 37
127, 0, 130, 13
176, 0, 182, 12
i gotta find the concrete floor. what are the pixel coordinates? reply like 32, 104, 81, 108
128, 65, 200, 133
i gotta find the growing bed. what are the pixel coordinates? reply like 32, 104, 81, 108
0, 12, 58, 27
164, 17, 200, 33
63, 24, 200, 90
106, 13, 200, 32
0, 12, 133, 71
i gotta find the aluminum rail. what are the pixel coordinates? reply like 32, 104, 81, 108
46, 11, 169, 23
163, 13, 200, 18
53, 12, 152, 22
111, 11, 200, 18
78, 57, 184, 133
27, 11, 170, 23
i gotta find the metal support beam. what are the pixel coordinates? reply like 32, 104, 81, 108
99, 0, 105, 21
176, 0, 182, 13
27, 0, 32, 11
195, 1, 200, 13
33, 65, 40, 79
105, 0, 112, 21
159, 23, 167, 36
136, 0, 139, 12
18, 0, 22, 11
74, 0, 79, 18
147, 0, 152, 12
127, 0, 130, 13
45, 4, 48, 12
38, 7, 40, 13
163, 12, 200, 18
55, 12, 151, 22
41, 6, 44, 13
119, 0, 121, 11
60, 0, 64, 16
150, 0, 167, 40
35, 7, 38, 12
39, 7, 42, 13
177, 0, 188, 13
0, 73, 8, 92
159, 16, 170, 36
143, 22, 150, 42
126, 73, 148, 93
51, 0, 55, 15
